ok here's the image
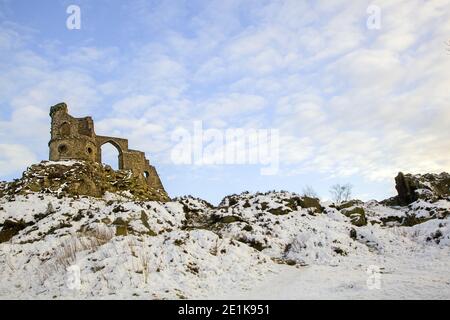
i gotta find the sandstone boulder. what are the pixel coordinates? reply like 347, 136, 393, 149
340, 206, 367, 226
298, 196, 323, 213
393, 172, 450, 205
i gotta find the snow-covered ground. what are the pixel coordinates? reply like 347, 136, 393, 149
221, 247, 450, 300
0, 191, 449, 299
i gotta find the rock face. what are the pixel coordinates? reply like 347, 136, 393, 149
0, 219, 31, 243
395, 172, 420, 205
298, 196, 323, 213
1, 160, 170, 202
341, 207, 367, 226
394, 172, 450, 205
337, 200, 367, 226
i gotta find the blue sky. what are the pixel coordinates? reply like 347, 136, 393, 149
1, 0, 450, 204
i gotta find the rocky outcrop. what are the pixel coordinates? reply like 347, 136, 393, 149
335, 200, 367, 226
341, 207, 367, 226
1, 160, 170, 202
298, 196, 323, 213
395, 172, 420, 205
219, 192, 323, 215
393, 172, 450, 206
0, 219, 33, 243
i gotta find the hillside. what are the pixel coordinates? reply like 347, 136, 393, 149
0, 161, 449, 299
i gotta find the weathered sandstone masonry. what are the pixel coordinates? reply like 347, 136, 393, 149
48, 102, 166, 193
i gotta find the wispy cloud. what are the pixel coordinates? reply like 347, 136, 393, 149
0, 0, 449, 202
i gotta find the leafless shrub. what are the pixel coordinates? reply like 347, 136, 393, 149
127, 237, 151, 284
5, 254, 16, 272
35, 226, 114, 285
52, 226, 114, 269
127, 237, 138, 257
329, 183, 353, 205
302, 185, 319, 198
81, 225, 115, 247
54, 238, 79, 268
140, 251, 150, 284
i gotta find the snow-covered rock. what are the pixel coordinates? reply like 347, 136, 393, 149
0, 167, 449, 299
0, 160, 169, 202
389, 171, 450, 205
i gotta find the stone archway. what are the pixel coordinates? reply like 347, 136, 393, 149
98, 140, 124, 170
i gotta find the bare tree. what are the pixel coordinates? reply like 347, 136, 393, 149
329, 183, 353, 205
302, 185, 319, 199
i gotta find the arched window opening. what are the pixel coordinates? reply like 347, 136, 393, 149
101, 142, 121, 170
58, 144, 68, 155
60, 122, 71, 137
143, 171, 150, 179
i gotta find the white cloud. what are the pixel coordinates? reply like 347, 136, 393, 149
266, 0, 450, 181
0, 144, 37, 177
199, 93, 267, 120
1, 0, 450, 193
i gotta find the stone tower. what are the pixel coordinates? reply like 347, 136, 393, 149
49, 103, 98, 162
49, 102, 167, 194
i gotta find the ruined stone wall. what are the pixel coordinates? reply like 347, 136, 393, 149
49, 103, 98, 162
48, 102, 168, 197
146, 165, 166, 192
95, 135, 129, 169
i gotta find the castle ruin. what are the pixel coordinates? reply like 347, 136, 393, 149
48, 102, 166, 194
